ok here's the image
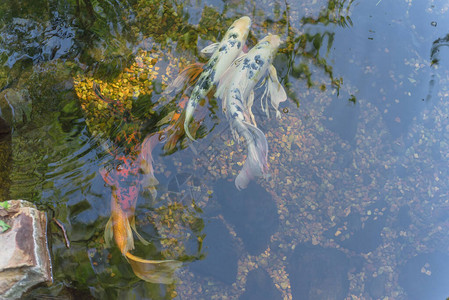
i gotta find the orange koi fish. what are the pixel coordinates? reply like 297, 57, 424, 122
101, 136, 181, 284
95, 75, 181, 283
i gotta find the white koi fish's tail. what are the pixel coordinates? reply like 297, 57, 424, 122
233, 119, 269, 190
183, 100, 197, 141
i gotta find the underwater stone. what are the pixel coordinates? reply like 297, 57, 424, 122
214, 179, 279, 255
0, 200, 52, 300
399, 252, 449, 300
189, 218, 238, 284
288, 244, 351, 300
325, 200, 388, 254
239, 268, 282, 300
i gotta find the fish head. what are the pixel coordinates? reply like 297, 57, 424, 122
254, 34, 281, 60
205, 16, 252, 85
239, 34, 282, 81
101, 156, 142, 213
225, 16, 251, 42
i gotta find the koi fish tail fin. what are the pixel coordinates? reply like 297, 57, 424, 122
184, 104, 197, 141
163, 63, 204, 96
126, 252, 183, 284
234, 121, 269, 190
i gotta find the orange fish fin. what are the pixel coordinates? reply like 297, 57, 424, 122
104, 216, 113, 248
163, 62, 204, 95
126, 252, 182, 284
130, 216, 149, 246
122, 217, 134, 255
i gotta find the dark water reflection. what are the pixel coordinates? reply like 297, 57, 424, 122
1, 0, 449, 299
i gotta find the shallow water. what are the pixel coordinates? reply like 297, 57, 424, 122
1, 0, 449, 299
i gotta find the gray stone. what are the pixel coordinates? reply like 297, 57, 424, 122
0, 200, 52, 300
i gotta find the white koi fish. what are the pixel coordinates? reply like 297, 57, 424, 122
215, 34, 287, 190
180, 16, 251, 140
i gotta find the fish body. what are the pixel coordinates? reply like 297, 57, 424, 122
183, 16, 251, 140
101, 134, 181, 284
215, 34, 286, 190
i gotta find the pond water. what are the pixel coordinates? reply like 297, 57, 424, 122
1, 0, 449, 299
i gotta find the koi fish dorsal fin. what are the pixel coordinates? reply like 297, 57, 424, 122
200, 42, 220, 58
163, 63, 204, 96
126, 252, 182, 284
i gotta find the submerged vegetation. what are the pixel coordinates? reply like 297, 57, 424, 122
5, 0, 448, 299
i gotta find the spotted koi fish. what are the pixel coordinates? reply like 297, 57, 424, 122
165, 16, 251, 141
215, 34, 287, 190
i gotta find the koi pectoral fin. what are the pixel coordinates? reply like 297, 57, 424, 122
163, 63, 204, 96
104, 216, 114, 248
141, 173, 159, 199
130, 216, 149, 246
200, 42, 220, 58
267, 65, 287, 119
126, 252, 182, 284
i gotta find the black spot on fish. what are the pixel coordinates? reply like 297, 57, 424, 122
232, 88, 242, 101
249, 70, 254, 78
237, 41, 241, 48
250, 62, 258, 70
219, 45, 227, 52
201, 79, 210, 90
229, 40, 237, 47
203, 62, 213, 71
254, 55, 264, 66
256, 41, 269, 49
232, 112, 239, 119
242, 58, 251, 70
229, 33, 238, 39
209, 69, 216, 81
